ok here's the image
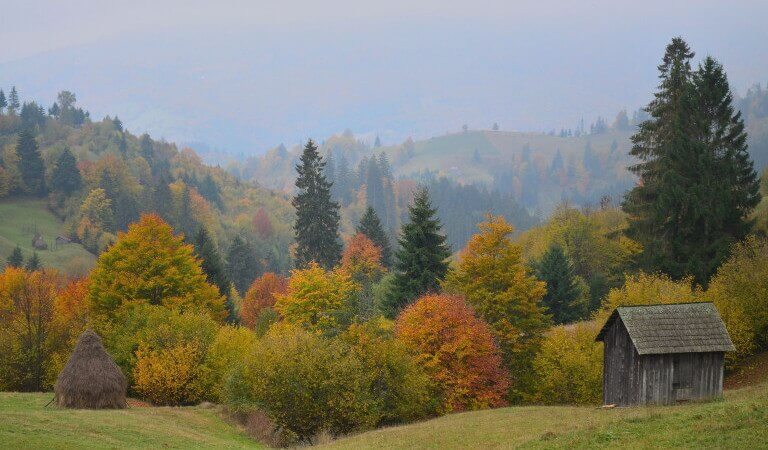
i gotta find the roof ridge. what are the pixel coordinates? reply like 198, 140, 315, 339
617, 301, 713, 308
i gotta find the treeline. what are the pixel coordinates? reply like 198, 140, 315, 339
0, 88, 295, 307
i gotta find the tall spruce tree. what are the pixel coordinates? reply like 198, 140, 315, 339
383, 187, 451, 317
0, 89, 6, 112
51, 148, 82, 195
292, 139, 342, 269
16, 128, 46, 195
25, 252, 41, 271
7, 246, 23, 268
357, 206, 392, 268
534, 245, 585, 324
194, 227, 235, 322
227, 235, 260, 296
8, 86, 19, 113
623, 37, 760, 285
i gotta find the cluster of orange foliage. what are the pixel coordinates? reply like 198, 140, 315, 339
240, 273, 288, 329
340, 233, 384, 282
395, 294, 509, 413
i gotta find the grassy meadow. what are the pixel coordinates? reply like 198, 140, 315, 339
0, 198, 95, 275
2, 379, 767, 449
0, 393, 260, 449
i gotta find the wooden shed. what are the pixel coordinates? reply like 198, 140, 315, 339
596, 302, 735, 406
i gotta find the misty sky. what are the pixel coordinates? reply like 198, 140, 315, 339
2, 1, 767, 154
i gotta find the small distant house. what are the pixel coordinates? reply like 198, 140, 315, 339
31, 233, 48, 250
596, 302, 734, 406
55, 235, 71, 245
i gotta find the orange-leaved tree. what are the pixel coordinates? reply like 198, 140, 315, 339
274, 262, 358, 335
340, 232, 385, 319
443, 215, 549, 402
88, 213, 225, 321
241, 273, 288, 329
395, 294, 509, 413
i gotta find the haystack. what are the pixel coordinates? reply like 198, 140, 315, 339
54, 329, 127, 409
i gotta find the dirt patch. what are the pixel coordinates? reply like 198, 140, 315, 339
127, 398, 151, 408
725, 352, 768, 390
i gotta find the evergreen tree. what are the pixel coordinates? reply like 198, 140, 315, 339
383, 187, 451, 317
8, 86, 19, 113
152, 176, 174, 224
292, 139, 342, 269
194, 227, 235, 322
0, 89, 6, 112
16, 128, 46, 195
227, 235, 260, 296
378, 152, 397, 234
24, 252, 41, 271
50, 148, 82, 195
623, 38, 760, 285
365, 156, 386, 222
374, 135, 381, 148
7, 246, 23, 268
356, 206, 392, 268
534, 245, 585, 324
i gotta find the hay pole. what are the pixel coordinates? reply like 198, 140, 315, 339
44, 396, 55, 408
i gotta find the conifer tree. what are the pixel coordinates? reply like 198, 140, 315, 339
623, 37, 760, 285
0, 89, 6, 112
533, 244, 585, 324
8, 86, 19, 113
356, 206, 392, 268
292, 139, 342, 269
227, 235, 260, 296
16, 128, 46, 195
25, 252, 41, 271
194, 227, 235, 322
383, 187, 450, 317
51, 148, 82, 195
7, 246, 23, 268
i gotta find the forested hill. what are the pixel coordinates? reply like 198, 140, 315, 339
0, 88, 295, 288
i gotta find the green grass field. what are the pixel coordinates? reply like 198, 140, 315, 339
0, 393, 260, 449
321, 382, 768, 449
2, 381, 767, 449
0, 198, 95, 275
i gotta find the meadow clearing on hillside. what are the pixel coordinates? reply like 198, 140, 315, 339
0, 199, 95, 275
2, 379, 767, 449
0, 393, 259, 449
322, 381, 768, 449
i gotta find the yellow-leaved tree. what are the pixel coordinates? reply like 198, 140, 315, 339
275, 262, 358, 335
88, 213, 225, 321
706, 236, 768, 368
443, 215, 549, 402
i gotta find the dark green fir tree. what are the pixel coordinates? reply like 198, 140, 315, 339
292, 139, 342, 269
0, 89, 6, 112
8, 86, 19, 113
16, 128, 46, 195
383, 187, 451, 318
356, 206, 392, 268
533, 244, 585, 324
194, 227, 236, 322
623, 37, 760, 286
7, 246, 24, 268
227, 235, 260, 296
51, 148, 82, 195
25, 252, 41, 271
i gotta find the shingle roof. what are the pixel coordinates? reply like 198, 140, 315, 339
595, 302, 735, 355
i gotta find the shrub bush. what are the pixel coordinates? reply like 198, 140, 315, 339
531, 321, 602, 405
707, 236, 768, 368
224, 324, 380, 444
395, 294, 509, 413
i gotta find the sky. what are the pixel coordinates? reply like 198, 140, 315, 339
1, 0, 767, 155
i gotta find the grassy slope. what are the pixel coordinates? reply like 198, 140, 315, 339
0, 198, 95, 274
377, 129, 635, 185
322, 381, 768, 449
0, 393, 260, 449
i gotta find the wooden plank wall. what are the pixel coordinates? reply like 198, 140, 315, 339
602, 318, 725, 406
